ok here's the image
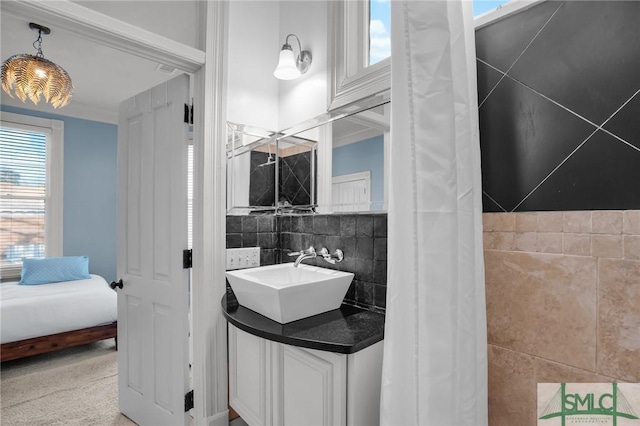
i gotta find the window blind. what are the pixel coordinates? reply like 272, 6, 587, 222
0, 126, 48, 272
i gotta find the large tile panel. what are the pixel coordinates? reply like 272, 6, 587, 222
597, 258, 640, 382
485, 250, 597, 370
602, 92, 640, 151
479, 76, 595, 211
477, 2, 640, 212
488, 345, 536, 426
482, 192, 505, 212
476, 60, 503, 105
508, 1, 640, 125
534, 357, 615, 384
475, 1, 562, 72
515, 131, 640, 211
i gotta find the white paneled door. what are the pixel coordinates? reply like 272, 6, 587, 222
116, 74, 191, 425
332, 171, 371, 212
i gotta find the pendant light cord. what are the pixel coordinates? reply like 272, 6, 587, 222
32, 31, 44, 58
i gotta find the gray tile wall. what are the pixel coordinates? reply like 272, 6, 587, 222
226, 215, 278, 266
477, 1, 640, 212
279, 214, 387, 312
226, 213, 387, 312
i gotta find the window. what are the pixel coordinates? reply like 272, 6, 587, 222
0, 112, 63, 279
329, 0, 515, 109
369, 0, 391, 66
474, 0, 511, 17
328, 1, 391, 110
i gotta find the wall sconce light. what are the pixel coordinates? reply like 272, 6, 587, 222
273, 34, 312, 80
1, 23, 73, 108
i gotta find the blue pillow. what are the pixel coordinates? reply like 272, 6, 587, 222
19, 256, 90, 285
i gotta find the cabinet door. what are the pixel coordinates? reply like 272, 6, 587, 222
277, 345, 347, 426
228, 325, 271, 426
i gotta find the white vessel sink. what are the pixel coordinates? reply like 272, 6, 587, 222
226, 263, 354, 323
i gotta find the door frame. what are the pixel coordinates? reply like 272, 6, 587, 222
0, 2, 228, 425
332, 170, 371, 187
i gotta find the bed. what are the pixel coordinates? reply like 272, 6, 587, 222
1, 274, 118, 362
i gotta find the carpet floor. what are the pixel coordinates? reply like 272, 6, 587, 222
1, 340, 136, 425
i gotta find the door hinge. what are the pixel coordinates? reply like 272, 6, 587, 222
184, 389, 194, 412
184, 103, 193, 124
183, 249, 192, 269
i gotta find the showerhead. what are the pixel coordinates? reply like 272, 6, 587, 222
258, 155, 276, 167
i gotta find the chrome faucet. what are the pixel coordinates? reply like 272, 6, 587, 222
318, 248, 344, 264
288, 246, 317, 267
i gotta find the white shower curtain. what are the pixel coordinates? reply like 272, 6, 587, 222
380, 1, 488, 425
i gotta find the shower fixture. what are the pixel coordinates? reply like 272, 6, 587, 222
257, 143, 277, 167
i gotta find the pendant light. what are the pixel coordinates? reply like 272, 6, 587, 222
1, 23, 73, 108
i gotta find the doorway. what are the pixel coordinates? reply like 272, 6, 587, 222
0, 1, 229, 425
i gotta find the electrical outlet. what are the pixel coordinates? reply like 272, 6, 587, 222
226, 247, 261, 270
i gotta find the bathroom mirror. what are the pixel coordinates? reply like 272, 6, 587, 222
279, 90, 390, 213
227, 123, 278, 212
320, 101, 389, 212
226, 124, 317, 212
227, 90, 390, 214
276, 134, 317, 211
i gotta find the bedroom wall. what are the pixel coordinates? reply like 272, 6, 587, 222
1, 105, 117, 282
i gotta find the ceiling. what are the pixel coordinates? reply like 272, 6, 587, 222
1, 12, 184, 123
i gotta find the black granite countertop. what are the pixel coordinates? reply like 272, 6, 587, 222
221, 291, 385, 354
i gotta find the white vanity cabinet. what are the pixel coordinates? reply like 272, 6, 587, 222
228, 324, 384, 426
228, 325, 273, 426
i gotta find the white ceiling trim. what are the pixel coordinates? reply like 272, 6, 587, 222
1, 0, 206, 73
0, 92, 119, 124
346, 109, 390, 132
333, 126, 381, 148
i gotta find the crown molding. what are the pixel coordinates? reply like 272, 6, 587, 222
1, 93, 118, 124
1, 0, 205, 73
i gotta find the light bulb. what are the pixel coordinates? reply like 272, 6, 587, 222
273, 47, 300, 80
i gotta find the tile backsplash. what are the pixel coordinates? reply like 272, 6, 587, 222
279, 214, 387, 312
226, 213, 387, 312
226, 215, 278, 266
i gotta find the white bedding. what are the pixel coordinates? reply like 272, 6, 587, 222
0, 274, 117, 344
